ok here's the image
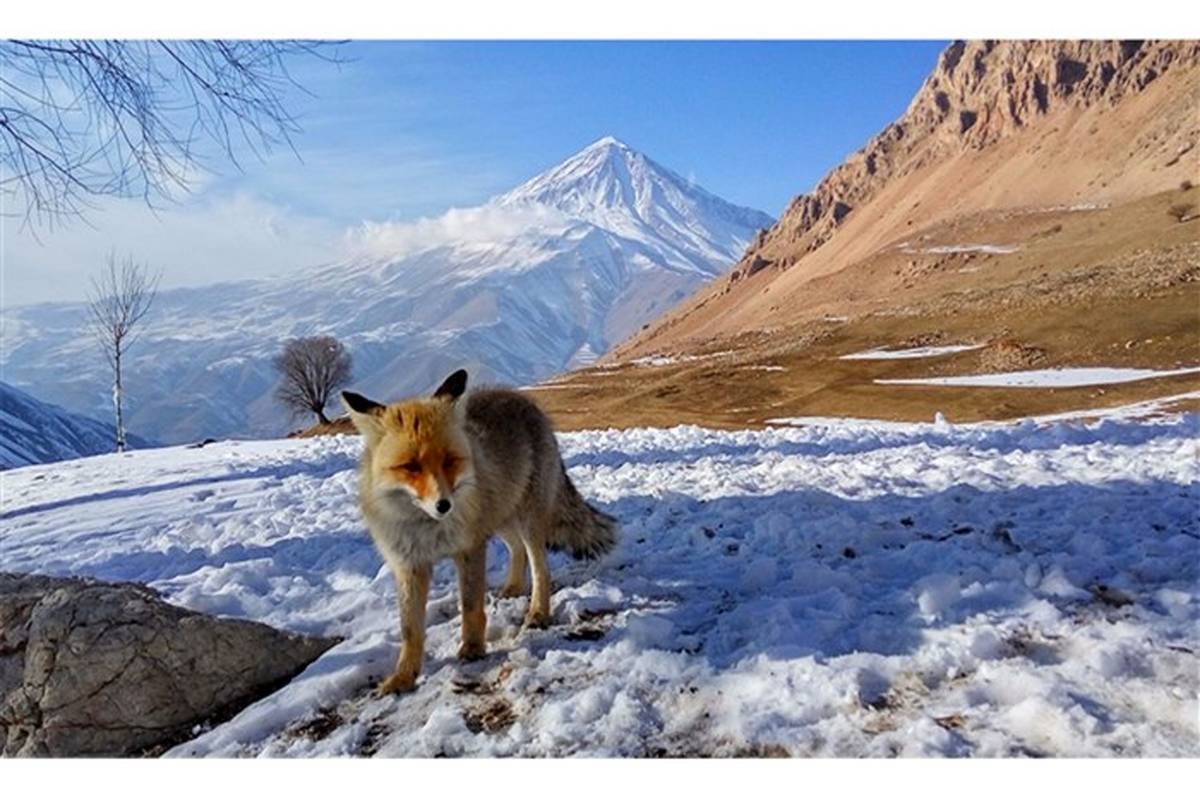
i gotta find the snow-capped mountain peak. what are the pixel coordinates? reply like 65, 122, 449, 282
495, 136, 773, 272
496, 135, 640, 209
5, 139, 772, 443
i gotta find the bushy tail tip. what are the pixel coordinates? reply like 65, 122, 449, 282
550, 470, 619, 560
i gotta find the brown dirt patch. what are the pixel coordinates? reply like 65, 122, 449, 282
977, 339, 1048, 372
463, 698, 516, 734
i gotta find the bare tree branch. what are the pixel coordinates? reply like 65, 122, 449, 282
273, 336, 354, 425
86, 252, 159, 451
0, 39, 342, 227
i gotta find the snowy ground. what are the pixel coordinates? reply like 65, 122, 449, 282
1, 402, 1197, 757
876, 367, 1200, 388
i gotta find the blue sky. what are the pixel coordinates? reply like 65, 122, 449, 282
6, 40, 948, 304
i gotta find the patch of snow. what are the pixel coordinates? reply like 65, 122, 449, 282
841, 345, 984, 361
768, 392, 1200, 429
1031, 202, 1110, 213
629, 355, 688, 367
925, 244, 1019, 255
877, 367, 1200, 388
900, 244, 1020, 255
625, 350, 736, 368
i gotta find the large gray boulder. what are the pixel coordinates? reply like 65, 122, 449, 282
0, 572, 336, 757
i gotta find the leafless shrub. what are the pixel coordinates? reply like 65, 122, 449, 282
274, 336, 354, 424
87, 253, 160, 452
0, 40, 341, 226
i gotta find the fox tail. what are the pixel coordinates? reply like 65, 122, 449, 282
549, 465, 619, 560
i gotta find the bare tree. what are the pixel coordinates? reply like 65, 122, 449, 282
87, 253, 160, 452
274, 336, 354, 425
0, 39, 340, 226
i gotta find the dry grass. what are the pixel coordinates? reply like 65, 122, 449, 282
533, 191, 1200, 430
289, 417, 355, 438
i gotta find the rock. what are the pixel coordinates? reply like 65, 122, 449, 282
745, 255, 773, 277
735, 40, 1200, 268
0, 572, 336, 757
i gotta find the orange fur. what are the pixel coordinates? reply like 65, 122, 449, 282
367, 399, 470, 503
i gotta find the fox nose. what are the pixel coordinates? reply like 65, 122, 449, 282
436, 498, 452, 515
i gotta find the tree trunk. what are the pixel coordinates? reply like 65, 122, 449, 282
113, 351, 126, 453
316, 409, 330, 425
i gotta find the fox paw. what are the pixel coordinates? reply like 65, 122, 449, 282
376, 670, 418, 696
523, 609, 552, 630
458, 641, 487, 662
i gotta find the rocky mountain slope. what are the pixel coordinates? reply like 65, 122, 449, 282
518, 40, 1200, 430
2, 138, 771, 444
0, 381, 152, 469
613, 40, 1199, 356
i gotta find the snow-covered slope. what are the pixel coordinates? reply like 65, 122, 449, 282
0, 381, 152, 469
2, 138, 772, 444
1, 399, 1195, 756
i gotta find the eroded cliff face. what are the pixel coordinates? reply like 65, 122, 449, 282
729, 40, 1200, 280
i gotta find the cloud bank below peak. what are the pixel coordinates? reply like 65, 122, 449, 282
344, 202, 573, 261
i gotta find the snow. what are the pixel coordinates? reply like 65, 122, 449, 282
877, 366, 1200, 388
1028, 202, 1110, 213
899, 244, 1019, 255
0, 401, 1196, 757
841, 345, 984, 360
629, 355, 688, 367
625, 350, 735, 368
923, 244, 1019, 255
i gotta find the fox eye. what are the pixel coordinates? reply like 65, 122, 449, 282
443, 454, 459, 471
395, 461, 421, 474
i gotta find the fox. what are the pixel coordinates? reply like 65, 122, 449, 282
341, 369, 618, 694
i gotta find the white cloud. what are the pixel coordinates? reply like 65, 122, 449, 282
3, 191, 344, 305
345, 202, 570, 260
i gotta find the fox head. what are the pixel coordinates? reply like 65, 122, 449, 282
342, 369, 473, 521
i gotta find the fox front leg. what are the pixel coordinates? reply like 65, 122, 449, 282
378, 562, 432, 695
454, 541, 488, 661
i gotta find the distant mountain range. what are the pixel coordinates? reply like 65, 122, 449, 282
2, 137, 772, 444
0, 382, 153, 469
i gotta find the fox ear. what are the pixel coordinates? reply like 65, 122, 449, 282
342, 390, 383, 415
432, 369, 468, 402
342, 391, 384, 441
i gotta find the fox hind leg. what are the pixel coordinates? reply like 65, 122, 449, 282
497, 528, 528, 599
523, 522, 553, 629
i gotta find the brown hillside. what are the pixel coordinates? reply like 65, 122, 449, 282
612, 40, 1199, 358
530, 187, 1200, 429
